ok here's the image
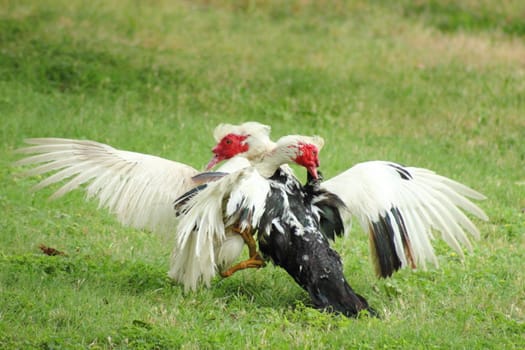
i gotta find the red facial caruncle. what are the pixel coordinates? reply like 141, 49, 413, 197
206, 134, 249, 170
294, 143, 320, 179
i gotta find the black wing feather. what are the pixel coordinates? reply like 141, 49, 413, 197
304, 170, 346, 240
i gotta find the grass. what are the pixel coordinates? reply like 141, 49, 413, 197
1, 0, 524, 348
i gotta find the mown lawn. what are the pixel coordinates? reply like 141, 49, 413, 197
1, 0, 524, 348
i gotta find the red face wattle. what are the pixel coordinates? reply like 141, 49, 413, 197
206, 133, 249, 170
294, 143, 320, 179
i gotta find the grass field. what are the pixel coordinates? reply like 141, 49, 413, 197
1, 0, 524, 348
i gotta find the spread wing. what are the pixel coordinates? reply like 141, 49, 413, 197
321, 160, 488, 277
170, 167, 271, 291
14, 138, 200, 235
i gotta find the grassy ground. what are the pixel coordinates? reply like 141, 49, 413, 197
1, 0, 524, 348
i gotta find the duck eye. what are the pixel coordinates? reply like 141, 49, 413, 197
225, 139, 232, 145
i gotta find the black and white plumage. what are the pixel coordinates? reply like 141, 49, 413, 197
257, 168, 375, 317
13, 121, 489, 317
170, 135, 325, 291
321, 161, 488, 277
174, 156, 374, 316
208, 122, 488, 280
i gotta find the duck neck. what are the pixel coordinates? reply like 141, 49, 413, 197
254, 146, 292, 178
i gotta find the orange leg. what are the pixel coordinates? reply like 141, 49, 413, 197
220, 253, 265, 277
237, 226, 258, 257
220, 226, 266, 278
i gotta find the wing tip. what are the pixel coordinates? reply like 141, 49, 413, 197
368, 221, 402, 278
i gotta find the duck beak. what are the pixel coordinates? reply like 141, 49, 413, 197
307, 165, 318, 179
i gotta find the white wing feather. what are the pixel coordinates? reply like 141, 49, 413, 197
214, 155, 251, 173
322, 160, 488, 273
15, 138, 199, 235
170, 167, 270, 291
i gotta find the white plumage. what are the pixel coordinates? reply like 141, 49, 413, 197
14, 136, 249, 237
214, 156, 251, 173
170, 168, 271, 291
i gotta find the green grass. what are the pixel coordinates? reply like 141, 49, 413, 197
392, 0, 525, 36
1, 0, 524, 348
